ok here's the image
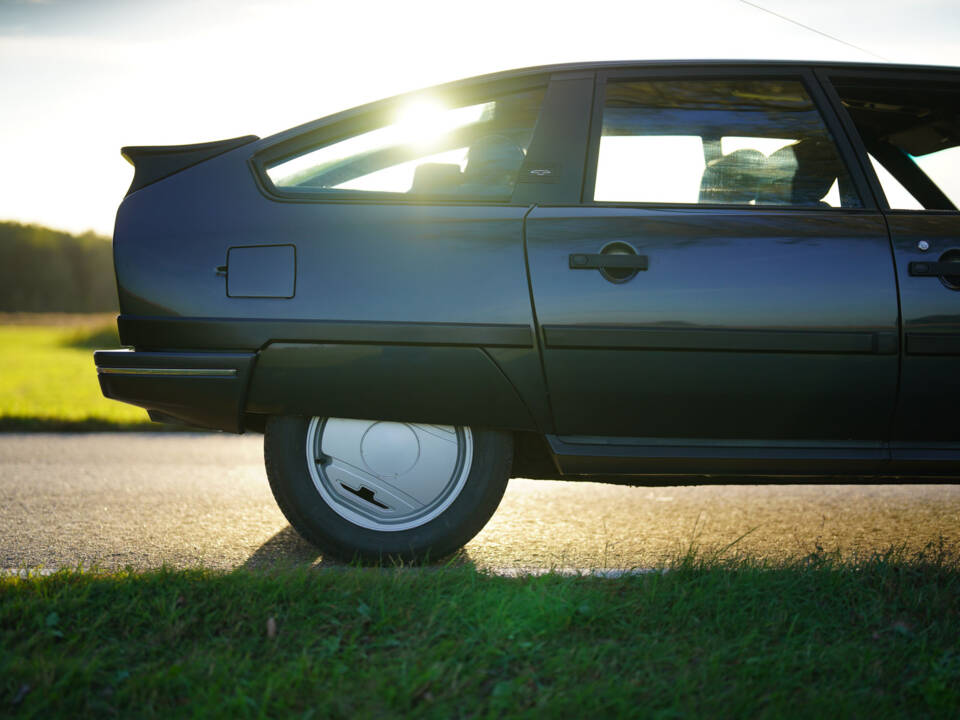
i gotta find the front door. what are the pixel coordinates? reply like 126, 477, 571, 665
826, 72, 960, 448
526, 70, 900, 445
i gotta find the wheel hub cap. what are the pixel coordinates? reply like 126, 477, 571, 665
360, 422, 420, 477
306, 417, 473, 531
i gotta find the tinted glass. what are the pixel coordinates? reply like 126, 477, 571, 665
868, 154, 923, 210
594, 79, 860, 208
266, 87, 545, 201
833, 79, 960, 210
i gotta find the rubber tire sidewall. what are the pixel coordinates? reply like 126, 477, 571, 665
264, 415, 512, 563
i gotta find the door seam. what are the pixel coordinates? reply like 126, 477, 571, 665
520, 203, 557, 435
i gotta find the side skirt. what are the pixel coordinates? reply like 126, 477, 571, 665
544, 435, 960, 481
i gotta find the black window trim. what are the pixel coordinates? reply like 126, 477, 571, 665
814, 66, 960, 215
579, 64, 879, 213
249, 74, 551, 207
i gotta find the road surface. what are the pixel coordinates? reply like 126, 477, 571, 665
2, 434, 959, 571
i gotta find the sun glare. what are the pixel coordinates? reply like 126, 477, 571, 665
594, 135, 705, 203
267, 99, 491, 189
395, 101, 490, 146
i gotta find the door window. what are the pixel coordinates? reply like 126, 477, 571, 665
265, 87, 545, 201
833, 79, 960, 210
593, 78, 860, 208
868, 155, 923, 210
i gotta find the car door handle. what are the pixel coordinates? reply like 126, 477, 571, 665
569, 253, 649, 270
909, 261, 960, 276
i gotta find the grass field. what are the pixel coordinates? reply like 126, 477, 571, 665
0, 318, 155, 431
2, 548, 959, 718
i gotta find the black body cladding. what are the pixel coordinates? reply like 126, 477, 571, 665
96, 59, 960, 481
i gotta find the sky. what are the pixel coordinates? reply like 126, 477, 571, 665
1, 0, 958, 236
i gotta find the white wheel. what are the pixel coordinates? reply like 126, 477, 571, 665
265, 416, 512, 562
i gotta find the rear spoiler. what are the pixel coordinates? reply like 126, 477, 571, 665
121, 135, 259, 195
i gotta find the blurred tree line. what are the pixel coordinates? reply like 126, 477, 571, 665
0, 221, 118, 312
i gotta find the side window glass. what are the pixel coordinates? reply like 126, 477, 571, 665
833, 80, 960, 210
593, 79, 861, 208
265, 87, 545, 201
914, 147, 960, 205
868, 154, 923, 210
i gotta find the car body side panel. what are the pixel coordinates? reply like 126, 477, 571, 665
114, 148, 271, 319
113, 144, 546, 430
115, 158, 534, 327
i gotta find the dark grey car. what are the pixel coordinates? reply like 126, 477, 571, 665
95, 60, 960, 561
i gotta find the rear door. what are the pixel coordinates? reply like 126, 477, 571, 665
823, 70, 960, 452
526, 66, 900, 446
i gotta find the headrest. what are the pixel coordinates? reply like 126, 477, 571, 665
410, 163, 462, 194
464, 135, 525, 181
699, 149, 768, 204
762, 145, 799, 205
788, 138, 840, 205
762, 139, 840, 206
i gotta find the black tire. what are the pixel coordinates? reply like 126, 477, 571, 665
264, 415, 512, 563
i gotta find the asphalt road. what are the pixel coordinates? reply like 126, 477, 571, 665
2, 433, 959, 572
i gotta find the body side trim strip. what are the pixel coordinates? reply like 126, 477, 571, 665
119, 316, 534, 350
905, 332, 960, 356
543, 325, 897, 354
545, 434, 890, 477
545, 434, 960, 478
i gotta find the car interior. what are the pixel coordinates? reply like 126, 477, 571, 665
833, 80, 960, 210
699, 137, 858, 207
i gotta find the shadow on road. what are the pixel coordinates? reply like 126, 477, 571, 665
242, 526, 483, 570
242, 526, 332, 569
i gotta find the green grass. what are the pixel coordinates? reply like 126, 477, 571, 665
3, 547, 959, 718
0, 323, 155, 430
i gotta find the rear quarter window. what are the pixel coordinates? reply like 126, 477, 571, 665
264, 87, 546, 202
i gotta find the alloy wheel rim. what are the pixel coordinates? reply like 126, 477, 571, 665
305, 417, 473, 532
